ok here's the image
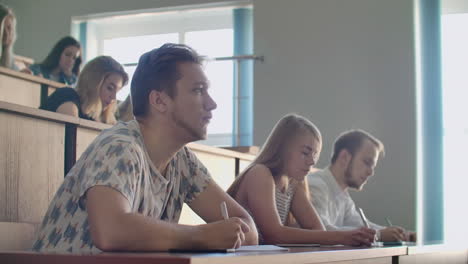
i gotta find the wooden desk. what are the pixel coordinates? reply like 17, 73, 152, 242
0, 101, 78, 224
0, 67, 65, 108
0, 246, 407, 264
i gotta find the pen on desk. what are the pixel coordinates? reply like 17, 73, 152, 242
385, 217, 393, 227
220, 201, 229, 220
357, 207, 370, 228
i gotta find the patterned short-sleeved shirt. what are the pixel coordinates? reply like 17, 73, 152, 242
32, 120, 212, 253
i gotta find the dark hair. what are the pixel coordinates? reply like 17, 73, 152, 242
131, 43, 202, 117
330, 129, 385, 164
41, 36, 81, 75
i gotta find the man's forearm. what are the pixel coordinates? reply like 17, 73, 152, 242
91, 212, 200, 251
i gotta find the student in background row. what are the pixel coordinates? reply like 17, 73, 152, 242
0, 3, 15, 69
227, 114, 376, 246
30, 36, 81, 86
116, 95, 134, 122
308, 130, 416, 242
33, 43, 257, 253
40, 55, 127, 124
0, 3, 30, 72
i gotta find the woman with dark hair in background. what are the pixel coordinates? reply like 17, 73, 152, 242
30, 36, 81, 86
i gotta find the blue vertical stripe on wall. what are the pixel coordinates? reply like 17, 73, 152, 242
79, 22, 87, 62
233, 8, 253, 146
419, 0, 444, 244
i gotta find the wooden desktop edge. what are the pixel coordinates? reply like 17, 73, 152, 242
14, 55, 34, 65
0, 101, 255, 161
0, 66, 66, 89
0, 246, 408, 264
0, 100, 80, 125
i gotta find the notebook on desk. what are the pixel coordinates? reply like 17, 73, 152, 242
276, 243, 320, 247
372, 241, 415, 247
169, 245, 289, 253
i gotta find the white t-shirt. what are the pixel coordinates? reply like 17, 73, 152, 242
307, 168, 383, 231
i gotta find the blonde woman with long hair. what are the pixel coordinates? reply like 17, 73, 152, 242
227, 113, 376, 246
0, 3, 16, 69
41, 56, 128, 124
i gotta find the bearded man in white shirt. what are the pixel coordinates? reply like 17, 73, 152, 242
307, 129, 416, 242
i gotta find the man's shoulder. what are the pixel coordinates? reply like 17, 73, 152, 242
101, 121, 141, 141
308, 169, 328, 186
176, 146, 204, 167
84, 121, 144, 158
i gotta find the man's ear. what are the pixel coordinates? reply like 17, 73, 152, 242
148, 90, 171, 113
338, 149, 352, 167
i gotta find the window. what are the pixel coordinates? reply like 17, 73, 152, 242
441, 13, 468, 245
103, 33, 179, 102
72, 4, 252, 146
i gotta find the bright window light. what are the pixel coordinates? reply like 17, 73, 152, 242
186, 29, 234, 135
76, 6, 241, 146
441, 13, 468, 245
103, 34, 179, 101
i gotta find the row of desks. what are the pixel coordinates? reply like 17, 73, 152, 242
0, 66, 65, 109
0, 244, 467, 264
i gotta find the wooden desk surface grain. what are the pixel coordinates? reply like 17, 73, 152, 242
0, 66, 65, 89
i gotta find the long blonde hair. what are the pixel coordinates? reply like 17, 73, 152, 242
75, 56, 128, 124
0, 4, 16, 68
227, 113, 322, 197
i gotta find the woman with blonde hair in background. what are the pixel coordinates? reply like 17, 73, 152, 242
41, 56, 128, 124
227, 113, 376, 246
0, 4, 17, 70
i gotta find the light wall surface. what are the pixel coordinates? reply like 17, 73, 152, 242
7, 0, 465, 230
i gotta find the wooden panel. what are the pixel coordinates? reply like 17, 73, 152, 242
0, 222, 37, 250
0, 66, 65, 89
400, 250, 468, 264
192, 151, 236, 190
0, 111, 65, 223
14, 54, 34, 65
223, 146, 259, 155
188, 142, 256, 161
76, 127, 101, 161
238, 159, 252, 175
179, 204, 205, 225
0, 74, 41, 108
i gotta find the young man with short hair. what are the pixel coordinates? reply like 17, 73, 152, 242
33, 44, 258, 253
308, 130, 416, 242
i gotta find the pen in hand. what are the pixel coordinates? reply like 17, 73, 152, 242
386, 217, 406, 241
357, 207, 370, 228
358, 207, 379, 243
385, 217, 393, 227
220, 201, 229, 220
